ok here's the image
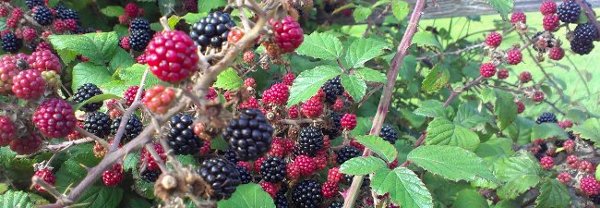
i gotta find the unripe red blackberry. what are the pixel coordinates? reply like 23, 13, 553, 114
287, 105, 299, 119
548, 47, 565, 60
479, 62, 496, 78
167, 114, 202, 155
270, 16, 304, 53
223, 109, 274, 161
33, 98, 77, 138
268, 138, 288, 158
579, 160, 595, 173
563, 139, 575, 152
22, 27, 36, 41
119, 36, 130, 50
141, 142, 166, 171
506, 48, 522, 65
73, 83, 103, 112
84, 112, 112, 138
0, 8, 7, 17
244, 77, 256, 88
540, 156, 554, 170
532, 91, 545, 102
497, 69, 509, 79
580, 176, 600, 196
238, 97, 260, 110
340, 113, 357, 130
335, 146, 361, 165
0, 55, 19, 94
33, 168, 56, 192
197, 158, 242, 199
243, 50, 255, 64
260, 157, 287, 183
540, 0, 557, 15
0, 116, 15, 146
567, 155, 579, 167
294, 155, 317, 176
296, 126, 324, 156
557, 172, 571, 184
10, 134, 42, 155
27, 49, 62, 73
484, 32, 502, 48
292, 179, 323, 208
260, 181, 279, 197
510, 12, 526, 24
543, 14, 560, 31
102, 163, 123, 187
558, 120, 573, 129
262, 83, 290, 106
327, 167, 343, 184
282, 72, 295, 86
301, 97, 323, 118
124, 3, 140, 18
142, 85, 176, 114
12, 69, 46, 100
227, 27, 244, 44
123, 86, 144, 106
322, 181, 338, 199
557, 0, 581, 23
53, 20, 67, 33
146, 31, 199, 82
515, 100, 525, 114
519, 71, 532, 83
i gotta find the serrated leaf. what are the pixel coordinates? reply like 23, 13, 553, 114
479, 88, 495, 103
351, 117, 372, 136
454, 102, 489, 128
343, 38, 388, 69
572, 118, 600, 146
422, 65, 449, 93
354, 67, 386, 83
100, 6, 124, 17
296, 32, 343, 60
535, 180, 570, 208
73, 93, 120, 111
353, 6, 372, 22
425, 118, 480, 151
493, 152, 541, 199
371, 167, 433, 208
505, 117, 534, 145
355, 135, 397, 162
55, 159, 89, 192
407, 145, 493, 182
78, 186, 123, 208
123, 152, 141, 172
287, 65, 342, 107
217, 183, 275, 208
412, 31, 442, 49
487, 0, 513, 20
109, 48, 135, 72
391, 1, 409, 21
214, 68, 243, 90
340, 156, 387, 175
532, 123, 568, 141
0, 190, 35, 208
340, 74, 367, 101
414, 100, 445, 118
49, 32, 119, 65
71, 62, 113, 91
198, 0, 227, 13
453, 189, 489, 208
495, 90, 517, 130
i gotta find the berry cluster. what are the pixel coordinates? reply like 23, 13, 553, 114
190, 12, 236, 51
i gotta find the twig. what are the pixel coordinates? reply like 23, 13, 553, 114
32, 176, 70, 203
443, 76, 484, 107
416, 43, 484, 60
144, 144, 168, 173
518, 33, 566, 99
110, 69, 149, 153
44, 138, 94, 152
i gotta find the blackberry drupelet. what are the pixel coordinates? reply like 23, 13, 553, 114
292, 179, 323, 208
379, 124, 398, 144
141, 169, 161, 182
56, 7, 79, 20
130, 18, 151, 32
296, 126, 324, 156
335, 146, 360, 164
557, 0, 581, 23
189, 11, 236, 50
223, 109, 274, 161
25, 0, 44, 9
73, 83, 103, 112
321, 76, 344, 104
274, 191, 289, 208
260, 157, 287, 183
129, 29, 151, 52
322, 112, 342, 138
197, 158, 241, 199
328, 201, 343, 208
33, 6, 53, 26
2, 33, 22, 53
223, 149, 239, 164
84, 112, 112, 138
570, 37, 594, 55
167, 114, 203, 155
110, 115, 143, 143
536, 112, 558, 124
574, 23, 599, 40
236, 166, 252, 184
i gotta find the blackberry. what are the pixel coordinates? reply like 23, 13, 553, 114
260, 157, 287, 182
236, 166, 252, 184
73, 83, 103, 112
322, 112, 341, 138
379, 124, 398, 144
557, 0, 581, 23
292, 179, 323, 208
274, 191, 289, 208
321, 76, 344, 104
167, 114, 203, 155
190, 12, 235, 50
532, 32, 555, 52
25, 0, 44, 9
223, 149, 239, 164
568, 130, 576, 140
2, 33, 22, 53
33, 6, 53, 26
84, 112, 112, 138
110, 115, 143, 143
130, 18, 151, 32
296, 126, 324, 156
56, 7, 79, 20
129, 30, 151, 52
574, 23, 599, 40
536, 112, 558, 124
140, 169, 161, 182
570, 37, 594, 55
197, 158, 241, 199
335, 146, 361, 164
328, 201, 343, 208
223, 109, 274, 161
591, 194, 600, 204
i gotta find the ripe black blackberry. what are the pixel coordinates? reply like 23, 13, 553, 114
2, 33, 22, 53
84, 112, 112, 138
328, 201, 343, 208
536, 112, 558, 124
322, 112, 341, 138
33, 6, 53, 26
25, 0, 44, 9
260, 157, 287, 182
223, 149, 239, 163
292, 179, 323, 208
110, 115, 143, 144
130, 18, 151, 32
129, 30, 151, 52
274, 191, 289, 208
296, 126, 324, 156
189, 11, 236, 50
557, 0, 581, 23
321, 76, 344, 104
141, 169, 161, 182
236, 166, 252, 184
335, 146, 360, 164
570, 37, 594, 55
197, 158, 241, 199
167, 114, 203, 155
379, 124, 398, 144
56, 7, 79, 20
223, 109, 274, 161
574, 23, 599, 40
73, 83, 103, 112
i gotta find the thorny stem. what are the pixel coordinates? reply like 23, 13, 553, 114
144, 144, 168, 173
343, 0, 426, 206
110, 69, 149, 153
44, 138, 94, 152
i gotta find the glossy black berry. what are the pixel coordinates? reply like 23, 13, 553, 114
129, 30, 151, 52
379, 124, 398, 144
197, 158, 241, 199
190, 11, 235, 50
574, 23, 599, 40
2, 33, 22, 53
335, 146, 360, 164
260, 157, 287, 183
292, 179, 323, 208
557, 0, 581, 23
321, 76, 344, 104
222, 149, 239, 164
130, 18, 151, 32
141, 169, 161, 182
570, 37, 594, 55
223, 109, 274, 161
296, 126, 324, 156
25, 0, 44, 9
236, 166, 252, 184
73, 83, 103, 112
328, 201, 343, 208
536, 112, 558, 124
322, 112, 342, 138
33, 6, 53, 26
84, 112, 112, 138
167, 114, 203, 155
275, 191, 289, 208
110, 115, 143, 144
56, 7, 79, 20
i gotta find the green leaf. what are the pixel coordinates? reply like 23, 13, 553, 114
167, 15, 182, 30
414, 100, 445, 118
535, 179, 570, 208
505, 117, 534, 145
493, 152, 541, 199
495, 90, 517, 130
55, 159, 89, 192
487, 0, 513, 20
422, 65, 449, 93
532, 123, 568, 141
77, 186, 123, 208
133, 178, 155, 199
0, 183, 7, 195
353, 67, 386, 83
176, 155, 198, 167
49, 32, 119, 65
198, 0, 226, 13
211, 137, 228, 151
453, 189, 489, 208
425, 118, 480, 151
182, 13, 206, 24
109, 48, 135, 72
407, 145, 493, 182
572, 118, 600, 146
391, 1, 410, 21
351, 117, 372, 136
123, 152, 141, 172
412, 31, 442, 49
71, 63, 113, 91
343, 38, 388, 69
353, 6, 372, 22
214, 68, 243, 90
0, 190, 35, 208
217, 183, 275, 208
287, 65, 342, 107
340, 74, 367, 101
100, 6, 124, 17
454, 102, 489, 128
355, 135, 397, 162
73, 93, 120, 111
371, 167, 433, 208
340, 156, 387, 175
296, 32, 343, 60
